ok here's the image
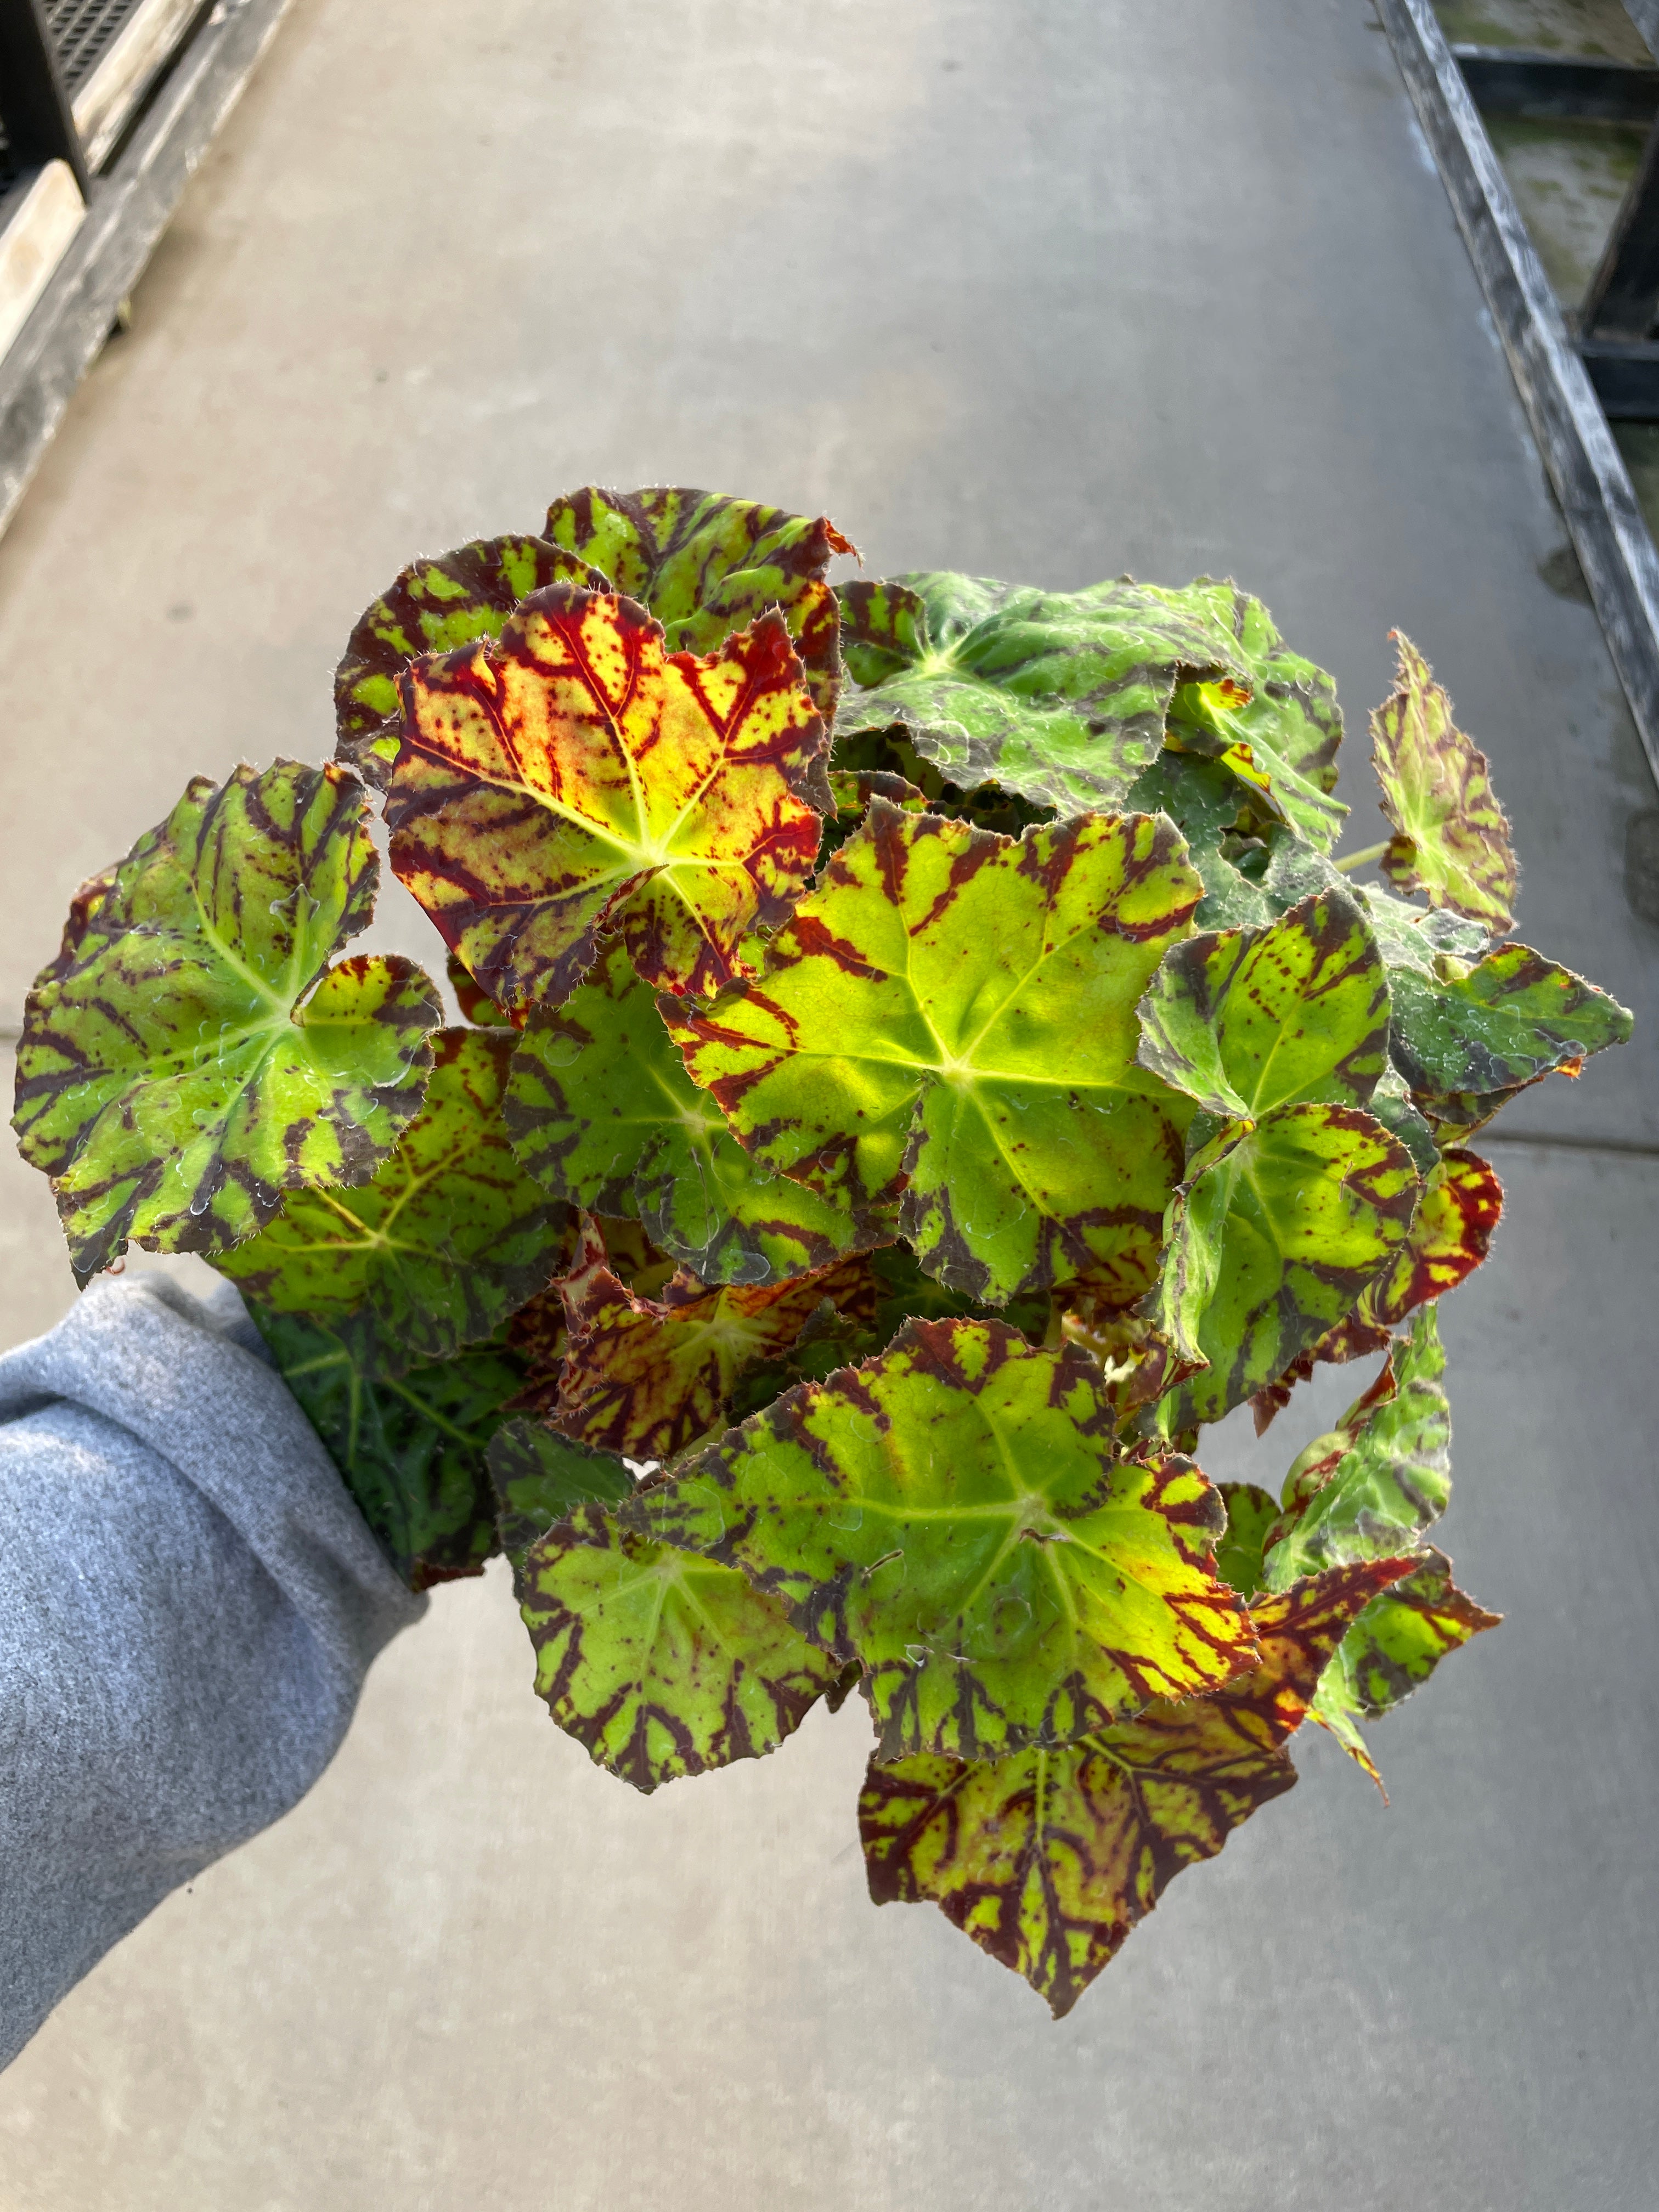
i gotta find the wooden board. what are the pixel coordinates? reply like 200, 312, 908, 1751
0, 161, 86, 366
72, 0, 206, 173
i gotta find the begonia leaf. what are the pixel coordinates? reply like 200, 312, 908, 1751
1123, 754, 1277, 930
1148, 1103, 1419, 1429
252, 1306, 525, 1590
13, 761, 441, 1282
664, 804, 1202, 1306
1214, 1482, 1280, 1595
1135, 889, 1390, 1120
384, 586, 831, 1014
834, 572, 1244, 812
1311, 1547, 1500, 1786
1160, 580, 1347, 851
334, 535, 605, 786
487, 1416, 635, 1584
516, 1498, 840, 1792
554, 1251, 876, 1463
447, 947, 522, 1029
1359, 881, 1491, 974
498, 1214, 682, 1419
543, 485, 853, 719
1263, 1308, 1451, 1589
633, 1318, 1256, 1762
504, 940, 873, 1284
859, 1558, 1412, 2016
1388, 943, 1632, 1104
1367, 1146, 1502, 1325
213, 1028, 572, 1371
1369, 634, 1518, 930
1363, 1062, 1441, 1175
1248, 1146, 1500, 1430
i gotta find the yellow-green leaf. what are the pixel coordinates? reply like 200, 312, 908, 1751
633, 1318, 1256, 1761
13, 761, 440, 1280
1369, 633, 1517, 930
385, 587, 831, 1013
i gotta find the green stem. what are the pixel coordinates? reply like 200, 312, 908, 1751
1335, 841, 1390, 874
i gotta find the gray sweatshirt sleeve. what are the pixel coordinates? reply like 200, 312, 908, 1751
0, 1273, 426, 2070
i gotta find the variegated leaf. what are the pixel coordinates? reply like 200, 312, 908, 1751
665, 804, 1202, 1306
1263, 1308, 1451, 1588
1135, 889, 1390, 1120
213, 1028, 572, 1371
385, 587, 831, 1013
633, 1318, 1256, 1762
859, 1558, 1412, 2015
1160, 579, 1347, 851
543, 485, 853, 719
1388, 942, 1632, 1108
1369, 634, 1517, 930
13, 761, 440, 1282
553, 1251, 876, 1463
487, 1416, 635, 1588
505, 940, 874, 1285
516, 1498, 840, 1792
1311, 1547, 1500, 1788
1147, 1103, 1419, 1430
1214, 1482, 1281, 1596
334, 535, 605, 786
835, 572, 1244, 812
1248, 1146, 1501, 1431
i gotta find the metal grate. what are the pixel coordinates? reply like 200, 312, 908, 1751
44, 0, 150, 94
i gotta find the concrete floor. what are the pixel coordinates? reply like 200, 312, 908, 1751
0, 2, 1656, 2206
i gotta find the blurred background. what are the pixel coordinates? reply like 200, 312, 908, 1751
0, 3, 1655, 2207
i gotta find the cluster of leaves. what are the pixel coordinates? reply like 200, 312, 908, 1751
12, 487, 1632, 2015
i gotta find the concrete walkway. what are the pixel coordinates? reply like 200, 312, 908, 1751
0, 3, 1655, 2205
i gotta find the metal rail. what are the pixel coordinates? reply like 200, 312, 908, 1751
1376, 0, 1659, 798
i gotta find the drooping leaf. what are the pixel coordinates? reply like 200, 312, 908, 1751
665, 804, 1202, 1306
834, 572, 1245, 812
858, 1558, 1412, 2016
1214, 1482, 1281, 1595
516, 1498, 841, 1792
543, 485, 854, 719
1247, 1145, 1500, 1431
334, 535, 606, 786
634, 1318, 1256, 1762
1135, 889, 1390, 1120
505, 940, 874, 1285
1148, 1103, 1419, 1429
1369, 634, 1517, 930
487, 1416, 635, 1585
13, 761, 441, 1282
1160, 580, 1347, 851
1263, 1308, 1451, 1589
1311, 1547, 1500, 1787
553, 1252, 877, 1463
252, 1306, 526, 1590
1388, 943, 1633, 1107
385, 587, 831, 1014
1367, 1147, 1502, 1325
213, 1029, 572, 1370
